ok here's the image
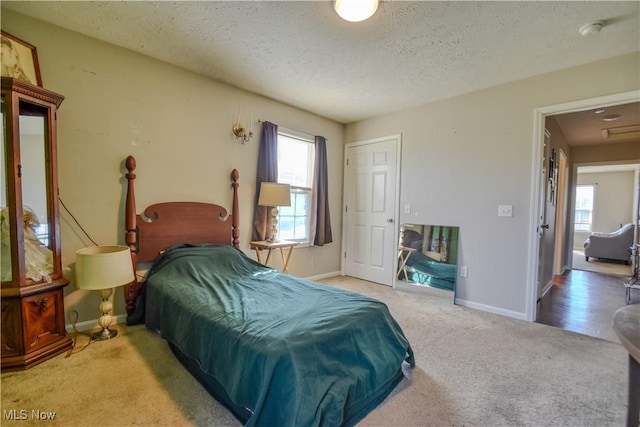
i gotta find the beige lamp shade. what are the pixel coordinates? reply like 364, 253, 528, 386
258, 182, 291, 207
75, 246, 135, 291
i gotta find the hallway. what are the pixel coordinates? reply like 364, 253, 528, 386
536, 269, 638, 343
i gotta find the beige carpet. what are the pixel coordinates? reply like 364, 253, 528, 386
572, 249, 632, 276
1, 276, 630, 426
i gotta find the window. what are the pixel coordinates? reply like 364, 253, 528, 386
277, 131, 315, 244
574, 184, 595, 232
34, 223, 49, 246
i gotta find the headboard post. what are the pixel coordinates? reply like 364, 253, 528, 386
123, 156, 240, 321
124, 156, 139, 317
231, 169, 240, 248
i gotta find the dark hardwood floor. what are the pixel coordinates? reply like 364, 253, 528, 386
536, 269, 639, 343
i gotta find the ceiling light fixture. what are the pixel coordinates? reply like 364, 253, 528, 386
594, 108, 606, 114
602, 125, 640, 141
334, 0, 379, 22
579, 21, 604, 37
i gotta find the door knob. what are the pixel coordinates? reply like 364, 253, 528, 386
387, 218, 394, 223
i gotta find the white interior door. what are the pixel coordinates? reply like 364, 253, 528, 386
537, 129, 555, 300
343, 135, 400, 286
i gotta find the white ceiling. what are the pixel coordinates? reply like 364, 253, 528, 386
3, 1, 639, 125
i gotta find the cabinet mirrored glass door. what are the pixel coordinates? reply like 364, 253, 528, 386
1, 95, 57, 284
18, 107, 54, 282
0, 95, 11, 282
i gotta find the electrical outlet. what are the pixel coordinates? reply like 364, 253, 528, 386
460, 266, 468, 277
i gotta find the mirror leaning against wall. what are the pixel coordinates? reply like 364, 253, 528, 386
396, 223, 460, 297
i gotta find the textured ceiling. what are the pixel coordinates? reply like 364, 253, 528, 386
2, 1, 639, 124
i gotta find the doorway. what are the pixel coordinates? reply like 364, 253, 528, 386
527, 90, 640, 322
342, 134, 401, 287
571, 163, 638, 277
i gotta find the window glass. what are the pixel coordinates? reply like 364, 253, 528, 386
277, 132, 314, 243
277, 134, 313, 187
574, 184, 594, 232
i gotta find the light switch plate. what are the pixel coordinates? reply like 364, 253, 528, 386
498, 205, 513, 217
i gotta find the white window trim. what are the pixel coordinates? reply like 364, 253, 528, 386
279, 126, 315, 142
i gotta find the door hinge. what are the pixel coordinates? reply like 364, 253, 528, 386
345, 205, 348, 212
344, 251, 346, 259
346, 158, 349, 166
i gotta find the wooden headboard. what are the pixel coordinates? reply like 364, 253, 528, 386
123, 155, 239, 317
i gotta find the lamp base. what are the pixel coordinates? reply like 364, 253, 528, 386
92, 327, 118, 341
267, 207, 280, 243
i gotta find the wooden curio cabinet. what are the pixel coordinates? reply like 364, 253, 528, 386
1, 77, 72, 371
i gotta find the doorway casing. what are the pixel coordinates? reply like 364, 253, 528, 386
526, 90, 640, 322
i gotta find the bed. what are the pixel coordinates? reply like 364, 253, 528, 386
403, 250, 456, 291
122, 156, 414, 427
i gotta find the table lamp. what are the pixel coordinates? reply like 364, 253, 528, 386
258, 182, 291, 242
75, 246, 135, 340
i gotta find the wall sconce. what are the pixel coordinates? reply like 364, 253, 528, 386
233, 110, 253, 144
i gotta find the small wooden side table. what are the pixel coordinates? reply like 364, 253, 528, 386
613, 304, 640, 427
250, 240, 299, 273
397, 246, 417, 280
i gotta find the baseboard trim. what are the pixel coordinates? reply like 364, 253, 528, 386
541, 279, 554, 298
312, 274, 529, 321
454, 298, 527, 321
306, 271, 342, 281
66, 314, 127, 333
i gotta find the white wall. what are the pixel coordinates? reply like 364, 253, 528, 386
345, 52, 640, 319
1, 10, 345, 324
4, 8, 639, 324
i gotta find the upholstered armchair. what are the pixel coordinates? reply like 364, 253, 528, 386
583, 223, 634, 264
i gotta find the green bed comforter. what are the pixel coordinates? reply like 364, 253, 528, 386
404, 250, 456, 291
143, 244, 414, 427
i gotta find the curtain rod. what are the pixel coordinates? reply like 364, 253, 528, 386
258, 119, 326, 141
